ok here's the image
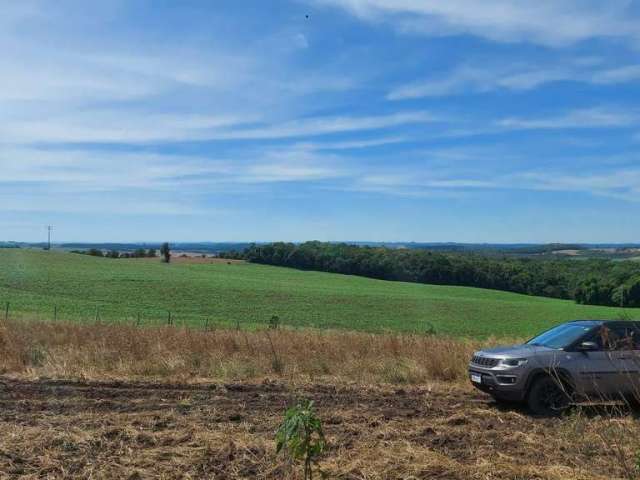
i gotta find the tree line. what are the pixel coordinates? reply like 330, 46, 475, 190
223, 242, 640, 307
73, 248, 157, 258
72, 242, 172, 262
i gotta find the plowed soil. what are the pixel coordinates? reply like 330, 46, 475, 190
0, 377, 632, 479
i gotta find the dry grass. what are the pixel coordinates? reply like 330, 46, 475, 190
0, 319, 492, 384
1, 320, 640, 479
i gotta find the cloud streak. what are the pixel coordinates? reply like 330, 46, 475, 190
2, 110, 436, 145
349, 164, 640, 202
497, 107, 639, 130
313, 0, 640, 47
388, 61, 640, 100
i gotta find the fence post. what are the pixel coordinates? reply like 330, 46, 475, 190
94, 306, 100, 323
205, 317, 210, 331
54, 305, 57, 322
167, 311, 172, 326
4, 302, 8, 322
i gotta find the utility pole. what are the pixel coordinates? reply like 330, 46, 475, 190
46, 225, 53, 251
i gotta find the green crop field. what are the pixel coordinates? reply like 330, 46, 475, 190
0, 248, 633, 338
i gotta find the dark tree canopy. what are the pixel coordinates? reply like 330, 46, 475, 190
223, 242, 640, 307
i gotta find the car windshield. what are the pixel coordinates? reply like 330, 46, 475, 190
526, 323, 595, 349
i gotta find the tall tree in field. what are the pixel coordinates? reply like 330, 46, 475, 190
160, 243, 171, 263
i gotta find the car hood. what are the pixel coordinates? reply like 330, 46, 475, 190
478, 344, 558, 358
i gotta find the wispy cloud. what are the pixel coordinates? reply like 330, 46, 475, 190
591, 65, 640, 84
507, 169, 640, 202
352, 172, 495, 197
0, 148, 232, 192
313, 0, 640, 47
2, 110, 435, 145
388, 64, 568, 99
0, 143, 351, 194
206, 111, 437, 141
0, 144, 352, 217
1, 111, 259, 145
0, 194, 209, 216
0, 31, 260, 105
293, 136, 408, 150
497, 107, 638, 130
0, 2, 362, 148
226, 145, 350, 184
388, 61, 640, 100
346, 163, 640, 202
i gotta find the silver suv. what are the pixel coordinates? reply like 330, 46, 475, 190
468, 320, 640, 415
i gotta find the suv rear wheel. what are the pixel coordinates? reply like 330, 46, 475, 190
527, 376, 570, 416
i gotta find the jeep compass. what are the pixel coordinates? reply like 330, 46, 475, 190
469, 320, 640, 415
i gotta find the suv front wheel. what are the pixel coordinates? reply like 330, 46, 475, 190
527, 376, 571, 416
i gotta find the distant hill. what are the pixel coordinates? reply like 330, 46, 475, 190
13, 242, 256, 255
6, 241, 640, 258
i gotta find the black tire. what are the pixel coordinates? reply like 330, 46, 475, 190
527, 376, 571, 416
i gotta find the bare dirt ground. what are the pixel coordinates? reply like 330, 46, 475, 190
0, 376, 633, 480
172, 256, 245, 265
137, 255, 245, 265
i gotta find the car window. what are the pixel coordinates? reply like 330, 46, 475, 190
526, 323, 595, 349
594, 325, 640, 351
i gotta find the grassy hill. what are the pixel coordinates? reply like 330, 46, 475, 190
0, 249, 632, 338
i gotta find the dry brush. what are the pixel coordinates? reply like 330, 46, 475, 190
0, 319, 491, 384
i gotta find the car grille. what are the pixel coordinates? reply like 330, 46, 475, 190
471, 355, 499, 367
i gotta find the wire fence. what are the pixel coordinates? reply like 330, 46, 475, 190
0, 300, 439, 336
0, 300, 254, 330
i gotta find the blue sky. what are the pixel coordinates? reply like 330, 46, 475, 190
3, 0, 640, 243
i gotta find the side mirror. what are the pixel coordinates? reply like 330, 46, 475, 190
576, 341, 598, 352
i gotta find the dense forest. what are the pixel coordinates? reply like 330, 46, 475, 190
223, 242, 640, 307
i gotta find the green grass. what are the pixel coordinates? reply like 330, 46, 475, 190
0, 249, 633, 338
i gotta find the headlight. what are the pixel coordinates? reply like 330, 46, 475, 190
499, 358, 528, 368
